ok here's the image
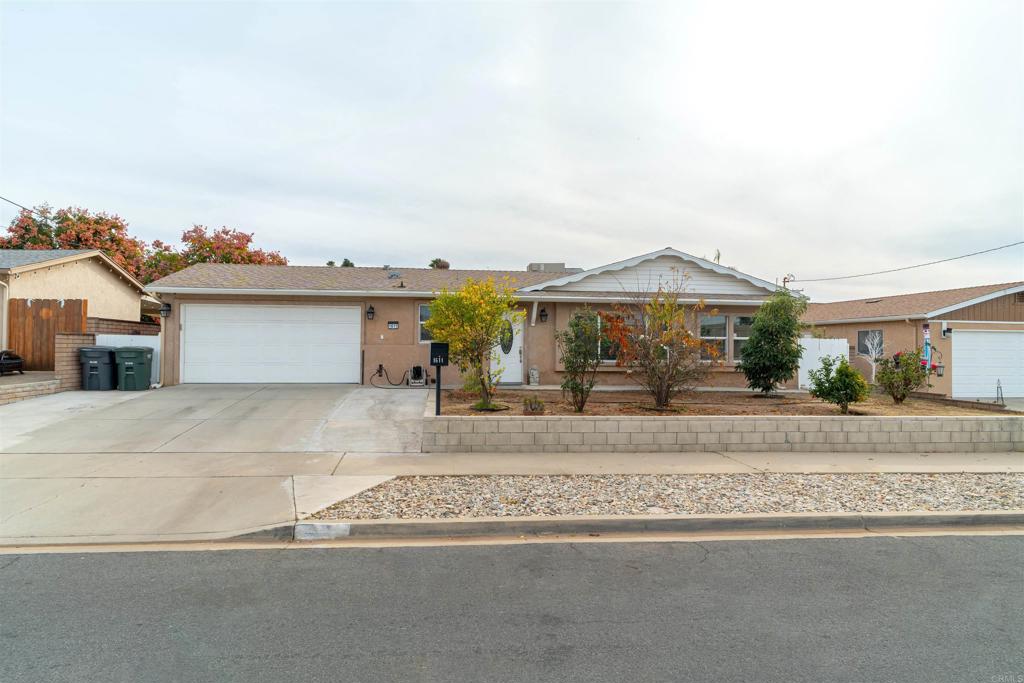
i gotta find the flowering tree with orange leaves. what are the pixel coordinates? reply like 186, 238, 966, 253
600, 284, 719, 410
0, 205, 147, 277
1, 205, 288, 284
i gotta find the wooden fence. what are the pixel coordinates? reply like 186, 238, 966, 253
7, 299, 88, 370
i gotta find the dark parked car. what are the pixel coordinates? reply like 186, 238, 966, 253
0, 350, 25, 376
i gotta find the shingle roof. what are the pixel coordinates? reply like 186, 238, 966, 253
147, 263, 569, 293
804, 281, 1024, 323
0, 249, 96, 270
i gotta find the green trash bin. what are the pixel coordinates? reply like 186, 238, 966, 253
79, 346, 117, 390
114, 347, 153, 391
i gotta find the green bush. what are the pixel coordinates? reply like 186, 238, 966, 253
555, 307, 602, 412
807, 356, 870, 414
737, 289, 808, 394
875, 349, 931, 404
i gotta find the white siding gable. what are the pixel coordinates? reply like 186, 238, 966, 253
544, 255, 773, 296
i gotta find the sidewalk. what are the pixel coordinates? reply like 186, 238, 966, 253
1, 450, 1021, 546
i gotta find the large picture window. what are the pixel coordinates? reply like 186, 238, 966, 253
418, 304, 433, 343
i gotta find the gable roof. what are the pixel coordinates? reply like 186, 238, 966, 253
146, 263, 567, 295
804, 281, 1024, 324
0, 249, 147, 293
0, 249, 95, 270
519, 247, 779, 293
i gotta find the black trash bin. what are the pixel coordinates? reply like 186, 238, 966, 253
79, 346, 117, 391
114, 347, 153, 391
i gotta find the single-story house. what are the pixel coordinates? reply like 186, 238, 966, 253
146, 247, 781, 387
804, 281, 1024, 399
1, 249, 160, 368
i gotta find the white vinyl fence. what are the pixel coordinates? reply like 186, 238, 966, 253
95, 334, 161, 386
798, 338, 850, 390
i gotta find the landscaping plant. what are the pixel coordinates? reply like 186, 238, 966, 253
807, 355, 870, 414
554, 306, 602, 412
737, 289, 807, 394
875, 349, 932, 404
522, 396, 545, 414
601, 283, 715, 410
424, 277, 523, 409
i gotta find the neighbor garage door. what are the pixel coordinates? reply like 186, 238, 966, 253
952, 330, 1024, 398
180, 304, 361, 383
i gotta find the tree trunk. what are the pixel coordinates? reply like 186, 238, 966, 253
476, 361, 491, 407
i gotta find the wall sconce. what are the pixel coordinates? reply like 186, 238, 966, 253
159, 302, 172, 318
366, 305, 375, 320
538, 307, 548, 323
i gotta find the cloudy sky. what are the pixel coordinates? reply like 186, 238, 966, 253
1, 1, 1021, 301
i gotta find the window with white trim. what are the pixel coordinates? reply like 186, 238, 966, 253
699, 315, 727, 361
732, 316, 754, 361
418, 304, 433, 343
856, 329, 883, 356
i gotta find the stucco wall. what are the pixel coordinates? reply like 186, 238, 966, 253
9, 257, 140, 321
812, 319, 1024, 397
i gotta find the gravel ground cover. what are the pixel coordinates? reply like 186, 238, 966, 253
441, 390, 1012, 417
311, 473, 1024, 520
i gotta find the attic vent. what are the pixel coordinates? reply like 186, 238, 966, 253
864, 298, 884, 304
1015, 292, 1024, 304
387, 271, 402, 279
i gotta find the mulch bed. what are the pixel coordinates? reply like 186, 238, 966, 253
441, 390, 1014, 417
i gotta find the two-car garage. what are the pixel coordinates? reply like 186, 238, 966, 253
179, 304, 362, 383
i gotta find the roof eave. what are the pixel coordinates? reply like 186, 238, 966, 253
805, 314, 929, 325
924, 284, 1024, 318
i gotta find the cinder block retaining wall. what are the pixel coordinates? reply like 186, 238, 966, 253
422, 414, 1024, 453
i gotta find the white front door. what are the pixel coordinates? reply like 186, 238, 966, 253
180, 304, 362, 383
491, 314, 524, 384
952, 330, 1024, 398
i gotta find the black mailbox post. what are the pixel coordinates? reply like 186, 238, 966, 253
430, 342, 449, 416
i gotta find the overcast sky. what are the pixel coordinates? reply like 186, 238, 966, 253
1, 1, 1021, 301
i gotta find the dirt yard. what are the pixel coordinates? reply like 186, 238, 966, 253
441, 389, 1014, 417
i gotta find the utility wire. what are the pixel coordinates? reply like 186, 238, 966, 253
0, 194, 59, 227
790, 241, 1023, 283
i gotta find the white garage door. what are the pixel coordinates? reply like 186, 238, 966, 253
952, 330, 1024, 398
181, 304, 361, 383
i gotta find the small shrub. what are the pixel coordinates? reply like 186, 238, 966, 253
523, 396, 545, 414
807, 356, 870, 414
555, 306, 602, 412
738, 289, 808, 394
875, 349, 932, 404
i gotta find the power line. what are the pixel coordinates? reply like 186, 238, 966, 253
0, 194, 57, 225
789, 241, 1024, 283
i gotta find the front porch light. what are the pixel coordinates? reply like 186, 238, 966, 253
538, 307, 548, 323
159, 302, 172, 318
366, 305, 375, 320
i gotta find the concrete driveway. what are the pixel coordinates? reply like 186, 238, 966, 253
0, 384, 425, 454
0, 385, 424, 544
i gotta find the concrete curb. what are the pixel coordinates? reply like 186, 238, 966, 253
291, 510, 1024, 541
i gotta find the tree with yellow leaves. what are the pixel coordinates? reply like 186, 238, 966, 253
425, 277, 523, 409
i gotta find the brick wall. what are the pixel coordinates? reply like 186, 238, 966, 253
422, 414, 1024, 454
54, 333, 96, 391
86, 317, 160, 336
0, 379, 61, 405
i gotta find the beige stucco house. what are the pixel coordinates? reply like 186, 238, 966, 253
147, 247, 780, 388
804, 282, 1024, 399
0, 249, 154, 351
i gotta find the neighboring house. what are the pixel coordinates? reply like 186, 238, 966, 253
0, 249, 159, 368
146, 247, 780, 387
804, 282, 1024, 399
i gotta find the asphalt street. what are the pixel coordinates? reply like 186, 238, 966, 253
1, 536, 1022, 682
